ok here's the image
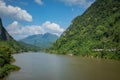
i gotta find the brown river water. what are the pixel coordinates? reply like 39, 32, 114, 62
2, 52, 120, 80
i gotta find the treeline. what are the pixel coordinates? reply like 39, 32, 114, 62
0, 40, 41, 78
0, 44, 20, 78
0, 17, 42, 78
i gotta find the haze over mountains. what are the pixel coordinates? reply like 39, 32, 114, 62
20, 33, 58, 49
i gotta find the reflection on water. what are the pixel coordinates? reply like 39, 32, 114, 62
6, 52, 120, 80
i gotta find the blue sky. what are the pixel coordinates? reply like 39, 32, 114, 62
0, 0, 95, 40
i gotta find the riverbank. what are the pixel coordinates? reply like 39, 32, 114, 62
7, 52, 120, 80
0, 64, 20, 78
0, 47, 20, 79
46, 49, 120, 60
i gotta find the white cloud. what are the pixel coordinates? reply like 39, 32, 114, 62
60, 0, 94, 7
0, 0, 32, 22
6, 21, 64, 40
42, 21, 64, 34
35, 0, 43, 5
6, 21, 19, 35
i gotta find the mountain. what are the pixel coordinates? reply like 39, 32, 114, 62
0, 17, 41, 78
20, 33, 59, 49
0, 18, 21, 52
0, 18, 22, 78
0, 18, 12, 40
48, 0, 120, 60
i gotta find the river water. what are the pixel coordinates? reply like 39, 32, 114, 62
6, 52, 120, 80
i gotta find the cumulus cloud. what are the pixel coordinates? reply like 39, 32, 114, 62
35, 0, 43, 5
42, 21, 64, 34
6, 21, 64, 40
0, 0, 32, 22
6, 21, 19, 35
60, 0, 94, 7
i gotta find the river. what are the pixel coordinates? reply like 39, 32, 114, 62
6, 52, 120, 80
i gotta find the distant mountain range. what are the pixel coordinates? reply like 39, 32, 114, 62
20, 33, 59, 49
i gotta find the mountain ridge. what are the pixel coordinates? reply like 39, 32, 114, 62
0, 18, 13, 40
48, 0, 120, 60
20, 33, 59, 49
0, 18, 22, 78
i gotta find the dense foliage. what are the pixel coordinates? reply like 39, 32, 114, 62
0, 17, 40, 78
0, 39, 34, 78
0, 46, 20, 78
48, 0, 120, 60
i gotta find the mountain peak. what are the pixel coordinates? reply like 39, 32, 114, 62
0, 18, 12, 40
20, 33, 59, 49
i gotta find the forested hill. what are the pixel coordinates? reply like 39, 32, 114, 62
20, 33, 58, 49
48, 0, 120, 60
0, 18, 21, 78
0, 18, 29, 53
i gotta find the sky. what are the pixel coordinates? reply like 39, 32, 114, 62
0, 0, 95, 40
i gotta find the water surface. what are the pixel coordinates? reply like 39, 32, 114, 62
7, 52, 120, 80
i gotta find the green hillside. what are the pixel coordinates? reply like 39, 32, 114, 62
20, 33, 58, 49
0, 17, 40, 78
0, 18, 21, 78
48, 0, 120, 60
